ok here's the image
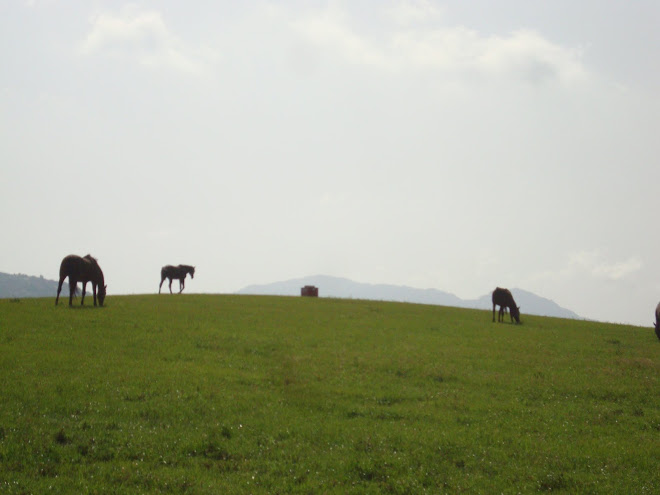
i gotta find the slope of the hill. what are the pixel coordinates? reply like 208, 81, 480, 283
466, 288, 581, 319
238, 275, 581, 319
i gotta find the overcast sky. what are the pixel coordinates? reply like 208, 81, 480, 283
2, 1, 659, 326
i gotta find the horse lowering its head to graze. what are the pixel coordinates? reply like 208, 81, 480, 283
492, 287, 520, 324
159, 264, 195, 294
56, 254, 106, 307
654, 302, 660, 341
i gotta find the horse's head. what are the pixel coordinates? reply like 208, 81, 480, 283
98, 285, 107, 307
511, 305, 521, 324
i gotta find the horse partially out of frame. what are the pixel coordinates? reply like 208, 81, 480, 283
159, 264, 195, 294
56, 254, 106, 307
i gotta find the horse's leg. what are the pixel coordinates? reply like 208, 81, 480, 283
56, 277, 65, 305
179, 278, 185, 294
492, 303, 496, 322
92, 283, 97, 306
68, 278, 77, 306
81, 281, 87, 305
159, 277, 165, 294
498, 306, 504, 322
168, 278, 173, 294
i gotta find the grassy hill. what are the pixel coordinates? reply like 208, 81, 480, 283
0, 295, 658, 493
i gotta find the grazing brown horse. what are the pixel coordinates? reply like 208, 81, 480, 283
56, 254, 107, 307
159, 264, 195, 294
492, 287, 520, 323
654, 302, 660, 341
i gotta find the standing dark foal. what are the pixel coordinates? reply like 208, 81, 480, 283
159, 264, 195, 294
56, 254, 106, 307
492, 287, 520, 324
654, 302, 660, 341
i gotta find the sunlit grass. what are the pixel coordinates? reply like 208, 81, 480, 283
0, 295, 658, 493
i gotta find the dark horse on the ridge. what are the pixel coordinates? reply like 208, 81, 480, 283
56, 254, 107, 307
492, 287, 520, 324
653, 302, 660, 341
159, 264, 195, 294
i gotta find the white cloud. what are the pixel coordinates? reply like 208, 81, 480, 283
383, 0, 444, 26
80, 5, 216, 76
478, 29, 587, 85
290, 6, 391, 68
569, 250, 643, 280
529, 250, 643, 284
288, 5, 589, 86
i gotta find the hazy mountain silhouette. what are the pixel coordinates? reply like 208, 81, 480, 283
238, 275, 582, 320
0, 272, 68, 299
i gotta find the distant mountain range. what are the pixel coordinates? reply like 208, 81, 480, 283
238, 275, 582, 320
0, 272, 68, 299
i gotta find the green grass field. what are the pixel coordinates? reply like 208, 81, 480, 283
0, 295, 658, 494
